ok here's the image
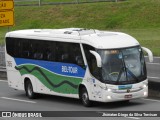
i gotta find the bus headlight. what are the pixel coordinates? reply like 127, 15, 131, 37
107, 88, 112, 92
107, 96, 111, 99
100, 85, 113, 92
140, 82, 148, 89
143, 84, 147, 88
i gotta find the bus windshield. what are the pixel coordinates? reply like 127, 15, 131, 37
97, 46, 147, 85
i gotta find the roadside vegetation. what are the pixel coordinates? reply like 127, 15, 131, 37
0, 0, 160, 56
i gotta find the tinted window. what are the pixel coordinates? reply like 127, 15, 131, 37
83, 44, 101, 79
6, 38, 56, 61
56, 42, 84, 66
6, 37, 84, 66
6, 37, 15, 57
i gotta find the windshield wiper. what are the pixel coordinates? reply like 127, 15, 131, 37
116, 50, 140, 84
126, 68, 139, 82
116, 67, 125, 84
116, 67, 139, 84
116, 51, 128, 84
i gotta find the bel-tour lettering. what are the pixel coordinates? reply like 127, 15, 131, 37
62, 66, 78, 74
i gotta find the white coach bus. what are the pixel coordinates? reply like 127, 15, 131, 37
5, 28, 153, 106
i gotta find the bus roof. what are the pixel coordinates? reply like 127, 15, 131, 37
5, 28, 140, 49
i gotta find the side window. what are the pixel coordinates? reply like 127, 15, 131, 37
6, 38, 84, 66
31, 40, 44, 60
55, 42, 68, 62
69, 43, 84, 67
6, 37, 15, 57
43, 41, 55, 61
55, 42, 84, 67
83, 44, 101, 80
6, 37, 23, 58
30, 40, 56, 61
6, 38, 56, 61
15, 39, 22, 57
21, 39, 31, 58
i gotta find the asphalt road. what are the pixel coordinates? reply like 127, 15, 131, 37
0, 57, 159, 120
145, 57, 160, 82
0, 80, 160, 120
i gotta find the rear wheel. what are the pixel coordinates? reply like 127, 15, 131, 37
25, 80, 36, 99
123, 100, 130, 103
80, 88, 92, 107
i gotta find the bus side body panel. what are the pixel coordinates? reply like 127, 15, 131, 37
6, 55, 24, 90
5, 36, 88, 99
12, 57, 86, 98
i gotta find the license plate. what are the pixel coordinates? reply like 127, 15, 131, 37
124, 94, 132, 99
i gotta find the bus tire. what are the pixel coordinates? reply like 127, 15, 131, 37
123, 100, 130, 103
120, 100, 130, 104
80, 87, 92, 107
25, 80, 36, 99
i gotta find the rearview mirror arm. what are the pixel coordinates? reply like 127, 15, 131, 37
142, 47, 153, 62
89, 50, 102, 67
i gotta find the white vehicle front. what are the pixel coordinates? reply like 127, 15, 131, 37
80, 31, 153, 106
90, 47, 148, 102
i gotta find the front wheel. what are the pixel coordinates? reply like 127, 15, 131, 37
120, 100, 130, 104
25, 80, 36, 99
80, 88, 92, 107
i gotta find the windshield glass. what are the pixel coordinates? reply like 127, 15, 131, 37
97, 46, 146, 85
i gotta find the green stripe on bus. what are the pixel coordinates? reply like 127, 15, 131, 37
15, 64, 82, 94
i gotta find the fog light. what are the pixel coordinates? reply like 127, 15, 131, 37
144, 91, 147, 96
107, 96, 111, 99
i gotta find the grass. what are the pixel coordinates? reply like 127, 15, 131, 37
119, 29, 160, 56
0, 0, 160, 56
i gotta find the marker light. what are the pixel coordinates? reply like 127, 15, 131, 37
110, 50, 119, 54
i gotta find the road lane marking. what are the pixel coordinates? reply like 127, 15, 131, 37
145, 56, 160, 58
146, 62, 160, 65
141, 98, 160, 103
0, 80, 7, 82
125, 117, 140, 120
148, 76, 160, 79
1, 97, 36, 103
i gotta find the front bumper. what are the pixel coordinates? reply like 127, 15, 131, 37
102, 87, 148, 102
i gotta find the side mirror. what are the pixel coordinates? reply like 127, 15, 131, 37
142, 47, 153, 62
89, 50, 102, 67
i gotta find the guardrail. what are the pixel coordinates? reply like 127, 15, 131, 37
0, 50, 5, 67
14, 0, 120, 6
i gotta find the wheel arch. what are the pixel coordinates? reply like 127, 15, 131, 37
24, 77, 30, 91
78, 84, 88, 99
23, 75, 36, 93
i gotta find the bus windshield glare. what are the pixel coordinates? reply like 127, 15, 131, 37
97, 46, 147, 85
